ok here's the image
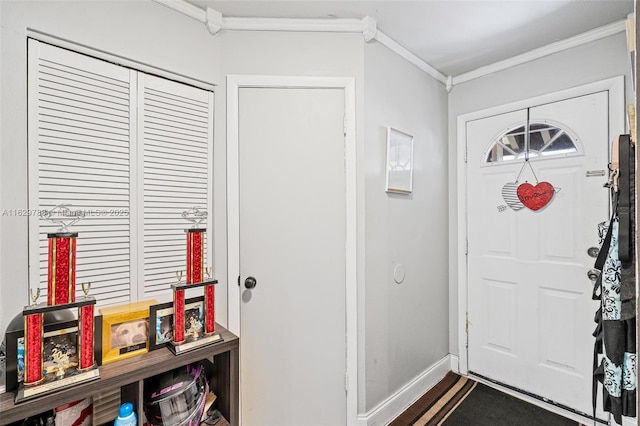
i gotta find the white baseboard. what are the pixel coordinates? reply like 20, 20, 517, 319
358, 355, 451, 426
449, 354, 459, 373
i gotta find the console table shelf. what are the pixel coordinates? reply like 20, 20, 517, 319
0, 323, 238, 425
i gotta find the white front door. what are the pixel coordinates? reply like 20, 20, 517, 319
466, 91, 610, 417
232, 84, 348, 426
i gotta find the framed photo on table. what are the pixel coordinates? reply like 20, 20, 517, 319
98, 300, 155, 364
148, 296, 204, 351
5, 319, 77, 392
385, 127, 414, 194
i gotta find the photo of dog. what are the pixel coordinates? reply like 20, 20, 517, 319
110, 319, 149, 350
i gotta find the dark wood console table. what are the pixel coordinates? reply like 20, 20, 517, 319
0, 323, 238, 425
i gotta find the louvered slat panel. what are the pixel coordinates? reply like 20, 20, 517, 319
145, 87, 209, 107
39, 149, 128, 167
32, 41, 132, 304
141, 74, 212, 298
144, 132, 208, 147
144, 142, 207, 158
39, 121, 129, 140
145, 96, 209, 117
39, 108, 130, 132
38, 86, 129, 113
144, 132, 208, 148
144, 150, 207, 166
39, 157, 129, 173
145, 111, 209, 130
92, 388, 121, 426
145, 168, 207, 184
144, 168, 206, 181
40, 170, 129, 185
38, 68, 129, 99
38, 58, 129, 90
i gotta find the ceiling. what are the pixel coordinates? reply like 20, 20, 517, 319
187, 0, 634, 77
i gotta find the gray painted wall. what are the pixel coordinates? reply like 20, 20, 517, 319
448, 32, 632, 355
363, 39, 449, 412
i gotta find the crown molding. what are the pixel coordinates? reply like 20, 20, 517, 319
452, 19, 627, 85
154, 0, 206, 22
374, 31, 448, 84
223, 17, 364, 33
153, 0, 446, 85
154, 0, 626, 89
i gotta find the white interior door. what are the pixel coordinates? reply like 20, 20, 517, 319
467, 91, 609, 417
236, 86, 347, 426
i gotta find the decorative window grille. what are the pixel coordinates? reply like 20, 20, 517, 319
484, 122, 579, 164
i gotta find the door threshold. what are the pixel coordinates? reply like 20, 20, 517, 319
468, 371, 607, 425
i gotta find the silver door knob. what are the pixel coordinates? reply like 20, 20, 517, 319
587, 268, 600, 281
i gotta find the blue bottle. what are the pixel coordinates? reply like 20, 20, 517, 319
114, 402, 137, 426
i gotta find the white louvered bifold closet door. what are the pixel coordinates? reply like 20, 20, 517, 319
138, 74, 213, 299
28, 40, 135, 307
28, 40, 214, 306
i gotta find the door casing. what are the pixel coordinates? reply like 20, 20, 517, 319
456, 76, 625, 408
226, 75, 358, 425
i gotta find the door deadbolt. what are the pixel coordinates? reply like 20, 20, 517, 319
587, 247, 600, 258
244, 276, 257, 289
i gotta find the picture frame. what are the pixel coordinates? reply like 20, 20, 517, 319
149, 301, 173, 351
385, 127, 414, 194
148, 296, 204, 351
5, 319, 78, 392
98, 300, 156, 365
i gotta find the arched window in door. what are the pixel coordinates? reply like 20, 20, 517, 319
484, 122, 579, 164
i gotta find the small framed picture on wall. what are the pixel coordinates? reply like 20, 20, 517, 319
385, 127, 414, 194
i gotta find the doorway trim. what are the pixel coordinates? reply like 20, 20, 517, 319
456, 76, 625, 375
226, 74, 358, 425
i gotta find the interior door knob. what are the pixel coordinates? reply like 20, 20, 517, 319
587, 268, 600, 282
244, 276, 257, 289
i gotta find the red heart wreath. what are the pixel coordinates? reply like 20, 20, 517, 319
516, 182, 555, 211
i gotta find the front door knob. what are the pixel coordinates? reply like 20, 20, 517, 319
587, 268, 600, 282
245, 276, 257, 289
